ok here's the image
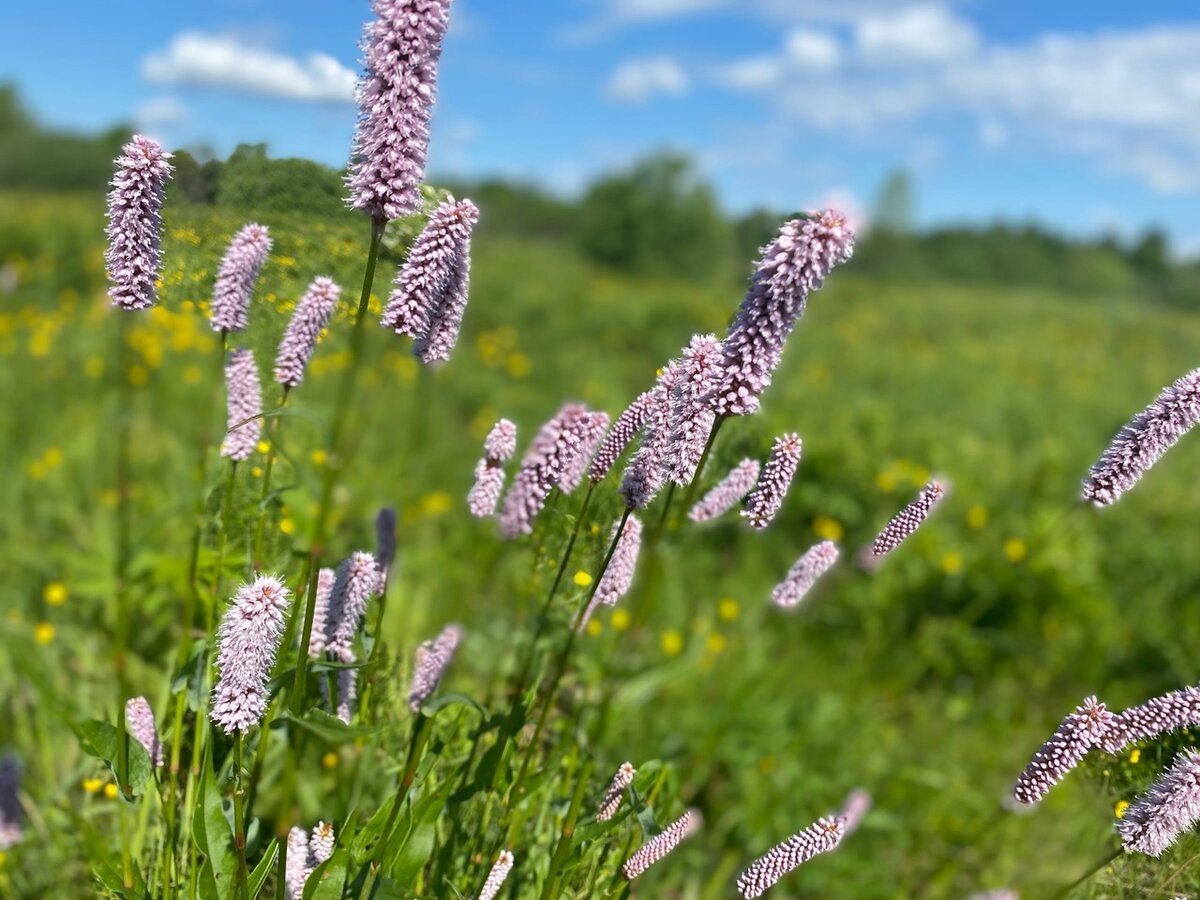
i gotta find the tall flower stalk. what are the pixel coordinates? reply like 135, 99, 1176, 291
209, 224, 271, 334
105, 135, 173, 311
736, 816, 845, 897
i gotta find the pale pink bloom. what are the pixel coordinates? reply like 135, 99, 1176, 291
623, 809, 701, 879
736, 816, 844, 898
597, 762, 636, 822
1012, 696, 1112, 805
125, 696, 163, 767
688, 459, 759, 522
211, 575, 291, 734
478, 849, 514, 900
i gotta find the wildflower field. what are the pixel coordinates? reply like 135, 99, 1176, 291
6, 182, 1200, 898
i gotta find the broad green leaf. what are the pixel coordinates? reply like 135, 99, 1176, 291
72, 718, 154, 799
248, 839, 279, 897
383, 783, 451, 886
303, 847, 349, 900
192, 748, 235, 900
277, 708, 380, 741
419, 691, 486, 717
350, 795, 397, 866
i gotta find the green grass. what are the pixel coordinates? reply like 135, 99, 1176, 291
3, 191, 1200, 897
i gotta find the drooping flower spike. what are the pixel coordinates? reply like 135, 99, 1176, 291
348, 0, 455, 222
559, 411, 610, 493
688, 459, 760, 522
736, 817, 845, 898
220, 348, 262, 462
323, 551, 379, 662
484, 418, 518, 462
771, 541, 838, 608
621, 363, 681, 509
478, 850, 514, 900
838, 788, 871, 837
743, 433, 802, 529
1120, 749, 1200, 857
499, 404, 587, 538
1012, 696, 1112, 805
285, 821, 336, 899
623, 809, 702, 879
125, 696, 163, 767
274, 277, 341, 389
211, 575, 291, 734
1082, 367, 1200, 506
589, 391, 654, 484
469, 418, 519, 517
1100, 685, 1200, 754
306, 568, 337, 659
870, 480, 945, 558
408, 623, 463, 711
665, 334, 722, 486
713, 211, 854, 416
580, 515, 643, 630
210, 223, 271, 334
105, 135, 173, 311
597, 762, 636, 822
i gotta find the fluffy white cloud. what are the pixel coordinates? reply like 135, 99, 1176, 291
785, 29, 842, 69
854, 4, 979, 63
606, 57, 689, 103
142, 32, 356, 104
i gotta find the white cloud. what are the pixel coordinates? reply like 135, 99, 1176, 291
785, 29, 842, 69
606, 57, 689, 103
134, 95, 188, 130
978, 119, 1007, 149
855, 5, 978, 63
142, 32, 356, 104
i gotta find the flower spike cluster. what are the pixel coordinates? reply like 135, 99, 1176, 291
469, 418, 518, 518
408, 623, 462, 711
1100, 686, 1200, 754
306, 568, 336, 659
736, 816, 845, 898
1082, 367, 1200, 506
665, 334, 722, 485
713, 211, 854, 416
743, 433, 802, 529
274, 277, 342, 389
221, 349, 262, 461
478, 850, 514, 900
579, 515, 643, 629
1119, 750, 1200, 856
620, 363, 682, 509
870, 480, 944, 557
689, 459, 760, 522
323, 551, 379, 662
105, 135, 173, 310
597, 762, 637, 822
381, 198, 479, 363
285, 821, 336, 899
589, 391, 654, 484
211, 575, 291, 734
1012, 696, 1112, 804
771, 541, 839, 608
125, 696, 163, 767
623, 808, 702, 879
838, 788, 871, 837
210, 223, 271, 333
0, 753, 22, 850
559, 411, 610, 493
499, 404, 588, 537
348, 0, 454, 222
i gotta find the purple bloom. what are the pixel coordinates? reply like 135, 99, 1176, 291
0, 753, 22, 850
589, 391, 654, 485
125, 696, 163, 767
210, 223, 271, 334
771, 540, 838, 608
348, 0, 454, 222
323, 551, 379, 662
665, 334, 722, 486
1100, 686, 1200, 754
336, 665, 358, 723
479, 850, 514, 900
580, 515, 642, 630
211, 575, 292, 734
408, 623, 462, 711
286, 827, 310, 899
274, 277, 342, 389
838, 789, 871, 837
1083, 368, 1200, 506
310, 821, 335, 865
375, 507, 398, 589
688, 459, 760, 523
620, 363, 682, 509
105, 135, 173, 311
742, 433, 803, 529
413, 201, 479, 364
736, 817, 845, 898
713, 211, 854, 416
1120, 750, 1200, 856
1012, 696, 1113, 805
484, 418, 518, 462
499, 404, 587, 538
870, 480, 945, 558
468, 460, 506, 518
305, 568, 337, 659
597, 762, 636, 822
559, 411, 610, 493
623, 809, 702, 880
220, 348, 262, 462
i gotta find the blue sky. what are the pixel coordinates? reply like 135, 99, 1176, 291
5, 0, 1200, 250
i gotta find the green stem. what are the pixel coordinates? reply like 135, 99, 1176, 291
674, 414, 726, 530
212, 460, 239, 611
252, 388, 289, 571
538, 760, 593, 900
232, 733, 250, 900
290, 553, 322, 715
362, 712, 434, 894
645, 482, 676, 551
1055, 846, 1122, 899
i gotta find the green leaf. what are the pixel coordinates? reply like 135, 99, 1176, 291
192, 748, 235, 900
350, 796, 397, 866
276, 708, 381, 742
248, 838, 278, 897
303, 847, 349, 900
383, 783, 451, 886
172, 640, 210, 711
72, 718, 154, 799
419, 692, 486, 717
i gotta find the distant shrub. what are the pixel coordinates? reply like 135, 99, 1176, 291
215, 143, 349, 217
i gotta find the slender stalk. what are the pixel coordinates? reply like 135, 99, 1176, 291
290, 552, 322, 715
112, 313, 135, 889
252, 387, 289, 570
231, 733, 251, 900
538, 760, 594, 900
211, 460, 239, 613
673, 414, 726, 530
1054, 846, 1122, 899
645, 482, 676, 551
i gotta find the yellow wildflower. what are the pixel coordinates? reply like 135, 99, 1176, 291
1115, 800, 1129, 819
1004, 538, 1027, 563
586, 619, 603, 636
82, 778, 102, 794
34, 622, 54, 645
322, 752, 339, 769
1129, 749, 1141, 764
573, 571, 593, 587
941, 552, 962, 575
813, 515, 844, 541
717, 598, 739, 621
611, 609, 631, 632
43, 583, 68, 606
279, 518, 296, 536
661, 629, 683, 657
104, 783, 119, 800
705, 633, 726, 654
967, 505, 988, 529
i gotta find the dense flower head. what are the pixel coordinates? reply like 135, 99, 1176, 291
559, 411, 610, 493
1013, 696, 1112, 804
324, 551, 379, 661
1100, 686, 1200, 754
478, 850, 515, 900
274, 277, 342, 388
211, 575, 292, 734
839, 789, 871, 837
210, 223, 271, 333
468, 460, 506, 518
1120, 750, 1200, 856
375, 506, 398, 586
620, 363, 682, 509
736, 817, 845, 898
499, 404, 587, 538
408, 623, 462, 711
306, 568, 337, 659
381, 199, 479, 363
771, 540, 839, 608
125, 696, 163, 767
0, 752, 22, 850
105, 135, 173, 310
310, 821, 335, 866
1082, 368, 1200, 506
484, 418, 518, 462
336, 660, 358, 723
870, 480, 945, 557
348, 0, 454, 221
742, 433, 803, 529
580, 515, 643, 630
666, 334, 722, 485
623, 808, 702, 880
589, 391, 654, 484
689, 458, 760, 522
221, 348, 263, 461
713, 211, 854, 416
286, 827, 310, 899
597, 762, 637, 822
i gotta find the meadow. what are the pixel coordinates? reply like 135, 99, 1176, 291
4, 187, 1200, 898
